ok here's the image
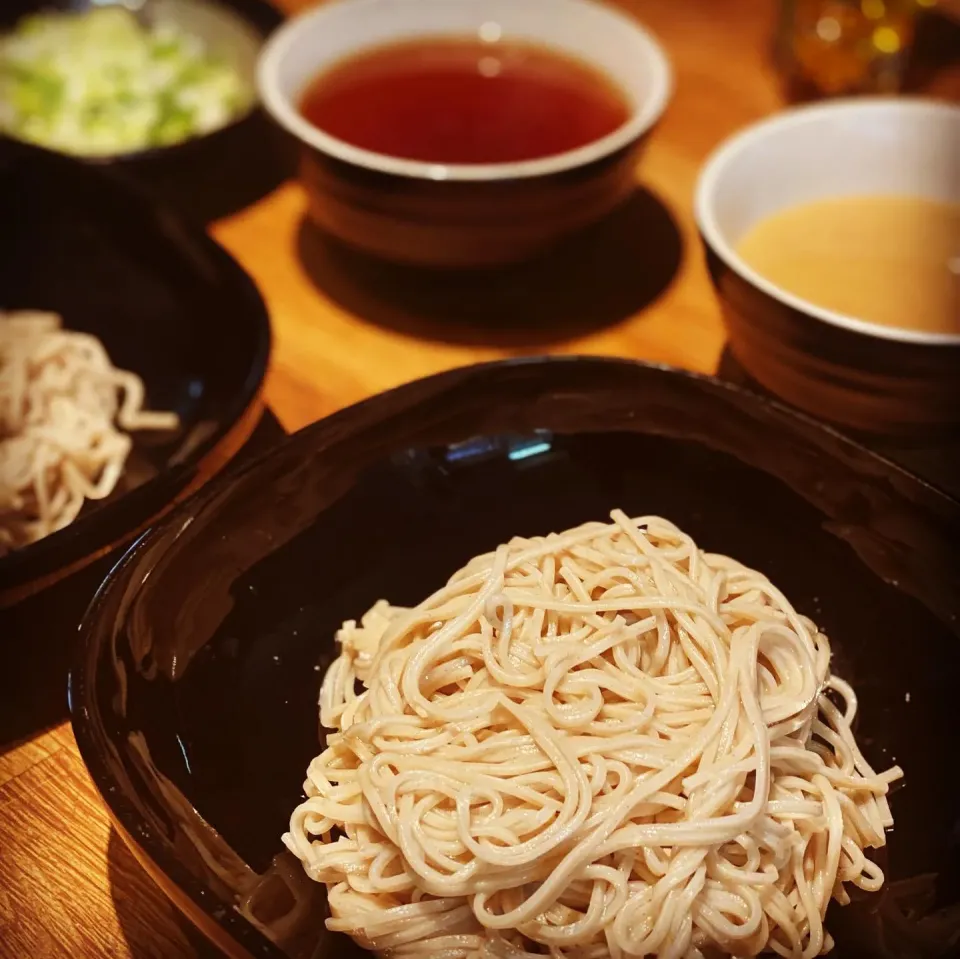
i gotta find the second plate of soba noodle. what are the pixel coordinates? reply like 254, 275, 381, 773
0, 138, 270, 605
0, 311, 179, 556
71, 359, 960, 959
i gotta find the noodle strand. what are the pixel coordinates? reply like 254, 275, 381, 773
0, 311, 179, 554
285, 512, 901, 958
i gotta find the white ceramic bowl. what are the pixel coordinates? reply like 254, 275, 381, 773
258, 0, 672, 266
695, 98, 960, 435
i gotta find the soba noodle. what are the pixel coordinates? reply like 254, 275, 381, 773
285, 511, 902, 959
0, 310, 179, 555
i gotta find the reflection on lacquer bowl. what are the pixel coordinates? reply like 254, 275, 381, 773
257, 0, 672, 266
71, 359, 960, 959
696, 98, 960, 436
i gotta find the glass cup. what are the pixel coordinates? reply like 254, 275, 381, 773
776, 0, 934, 97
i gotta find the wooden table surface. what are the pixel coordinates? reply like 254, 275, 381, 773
1, 1, 957, 957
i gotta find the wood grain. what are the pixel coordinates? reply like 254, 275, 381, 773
222, 0, 783, 437
0, 730, 200, 959
1, 1, 955, 957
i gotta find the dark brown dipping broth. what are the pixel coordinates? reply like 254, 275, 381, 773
298, 37, 632, 164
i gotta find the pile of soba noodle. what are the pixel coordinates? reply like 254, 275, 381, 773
286, 511, 902, 959
0, 311, 178, 555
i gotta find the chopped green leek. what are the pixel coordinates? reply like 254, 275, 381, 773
0, 7, 253, 156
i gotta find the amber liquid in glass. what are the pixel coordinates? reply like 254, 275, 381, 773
778, 0, 923, 96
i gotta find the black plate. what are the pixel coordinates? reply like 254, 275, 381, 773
0, 138, 271, 604
71, 358, 960, 959
0, 0, 294, 223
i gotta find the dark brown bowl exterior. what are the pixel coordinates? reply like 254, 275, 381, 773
703, 243, 960, 436
93, 103, 295, 225
300, 138, 647, 266
71, 357, 960, 959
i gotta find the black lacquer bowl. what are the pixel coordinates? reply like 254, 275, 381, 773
0, 139, 271, 608
71, 358, 960, 959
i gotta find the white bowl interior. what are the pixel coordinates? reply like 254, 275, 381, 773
699, 100, 960, 247
695, 99, 960, 345
258, 0, 672, 179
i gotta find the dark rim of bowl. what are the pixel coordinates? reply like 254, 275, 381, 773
0, 141, 273, 601
68, 355, 960, 959
0, 0, 285, 165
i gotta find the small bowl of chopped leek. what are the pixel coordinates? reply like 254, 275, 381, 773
0, 0, 292, 220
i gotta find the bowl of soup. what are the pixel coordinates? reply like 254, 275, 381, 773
695, 98, 960, 436
256, 0, 672, 266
